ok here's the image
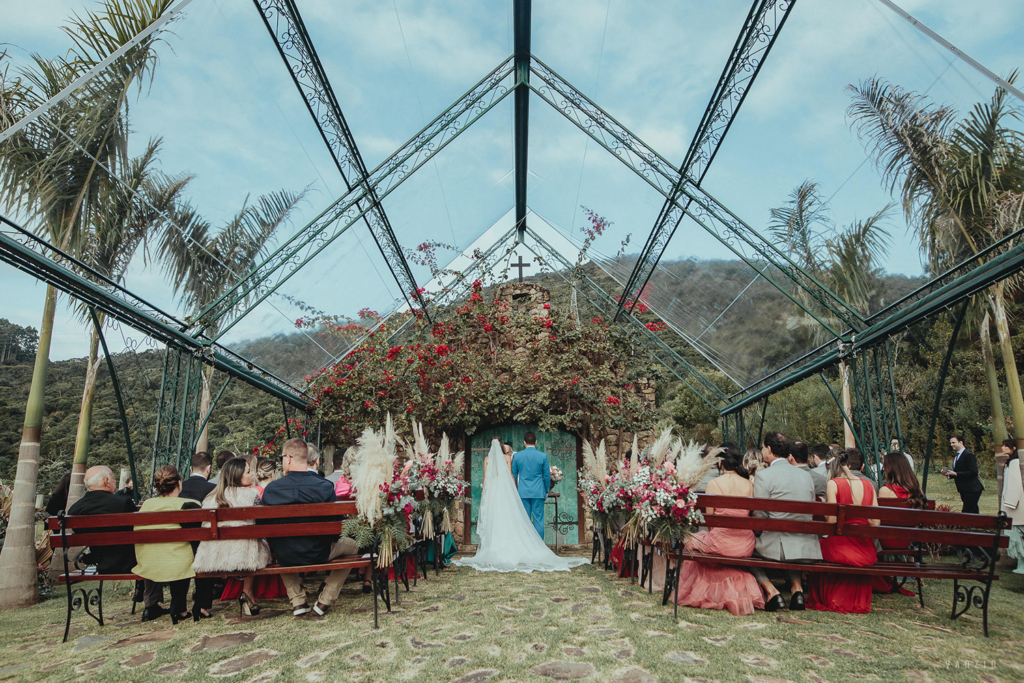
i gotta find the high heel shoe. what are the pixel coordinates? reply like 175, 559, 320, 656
239, 592, 261, 617
192, 604, 212, 622
170, 611, 191, 625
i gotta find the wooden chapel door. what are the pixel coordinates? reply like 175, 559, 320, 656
466, 424, 580, 546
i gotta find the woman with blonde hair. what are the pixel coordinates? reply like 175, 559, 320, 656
254, 457, 276, 496
191, 458, 271, 616
743, 448, 766, 480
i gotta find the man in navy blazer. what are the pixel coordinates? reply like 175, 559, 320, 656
511, 431, 551, 539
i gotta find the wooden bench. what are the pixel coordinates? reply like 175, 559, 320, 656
48, 501, 388, 642
635, 494, 1008, 635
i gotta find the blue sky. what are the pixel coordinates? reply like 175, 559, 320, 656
2, 0, 1023, 375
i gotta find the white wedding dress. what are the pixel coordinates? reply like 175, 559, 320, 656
453, 440, 589, 573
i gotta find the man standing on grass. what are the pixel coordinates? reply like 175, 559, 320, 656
944, 435, 984, 514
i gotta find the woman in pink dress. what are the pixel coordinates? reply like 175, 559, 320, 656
672, 445, 765, 616
808, 449, 879, 613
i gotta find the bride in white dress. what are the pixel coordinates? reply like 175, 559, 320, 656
454, 438, 589, 573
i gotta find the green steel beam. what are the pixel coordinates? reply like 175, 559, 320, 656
513, 0, 532, 242
90, 308, 140, 505
921, 299, 969, 496
723, 236, 1024, 414
0, 215, 309, 408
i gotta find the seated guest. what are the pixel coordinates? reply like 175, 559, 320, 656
66, 467, 155, 614
192, 458, 271, 617
1000, 439, 1024, 575
810, 444, 830, 478
209, 450, 236, 485
788, 440, 826, 499
180, 451, 216, 504
254, 457, 277, 496
673, 444, 764, 615
846, 448, 878, 493
133, 465, 200, 624
260, 438, 359, 617
807, 449, 879, 613
45, 472, 72, 517
873, 451, 924, 595
332, 449, 353, 496
746, 432, 821, 612
326, 448, 346, 485
115, 476, 134, 499
743, 448, 766, 481
890, 436, 915, 471
66, 466, 137, 573
306, 442, 322, 475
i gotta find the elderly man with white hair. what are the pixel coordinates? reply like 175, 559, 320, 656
306, 441, 322, 476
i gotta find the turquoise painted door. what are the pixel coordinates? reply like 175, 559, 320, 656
469, 425, 579, 545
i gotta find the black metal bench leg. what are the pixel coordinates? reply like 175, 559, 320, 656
673, 553, 681, 621
371, 565, 379, 629
63, 584, 74, 644
950, 579, 959, 620
916, 576, 924, 608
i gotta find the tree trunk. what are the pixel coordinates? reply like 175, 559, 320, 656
66, 327, 102, 509
980, 310, 1008, 443
194, 365, 213, 455
0, 285, 57, 608
989, 284, 1024, 442
840, 361, 856, 448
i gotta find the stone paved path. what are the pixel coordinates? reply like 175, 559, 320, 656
0, 556, 1021, 682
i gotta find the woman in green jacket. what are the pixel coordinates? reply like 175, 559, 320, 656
133, 465, 199, 624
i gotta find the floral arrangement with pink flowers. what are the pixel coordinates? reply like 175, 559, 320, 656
580, 430, 717, 547
549, 465, 563, 485
401, 420, 467, 538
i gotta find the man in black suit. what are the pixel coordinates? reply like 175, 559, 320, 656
66, 466, 137, 573
945, 434, 984, 514
180, 451, 216, 504
260, 438, 357, 617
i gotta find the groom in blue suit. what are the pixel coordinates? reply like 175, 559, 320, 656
511, 431, 551, 539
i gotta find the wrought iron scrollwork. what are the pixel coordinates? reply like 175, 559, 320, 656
951, 580, 987, 620
70, 585, 104, 625
549, 511, 578, 537
955, 546, 992, 572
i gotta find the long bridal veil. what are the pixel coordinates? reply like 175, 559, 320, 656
453, 439, 589, 573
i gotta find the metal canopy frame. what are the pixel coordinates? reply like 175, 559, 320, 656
4, 0, 1023, 473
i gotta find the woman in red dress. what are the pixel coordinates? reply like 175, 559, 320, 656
807, 449, 879, 613
872, 451, 924, 595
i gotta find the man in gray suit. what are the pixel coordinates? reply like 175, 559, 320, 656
749, 432, 821, 612
788, 440, 826, 499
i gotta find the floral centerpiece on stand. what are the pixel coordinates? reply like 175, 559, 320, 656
400, 420, 467, 540
578, 438, 630, 535
549, 465, 563, 485
618, 429, 718, 549
343, 415, 417, 568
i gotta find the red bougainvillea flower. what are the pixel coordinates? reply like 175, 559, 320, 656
605, 396, 621, 405
543, 319, 553, 328
645, 321, 667, 332
543, 303, 551, 309
435, 344, 451, 356
591, 317, 603, 324
483, 323, 494, 332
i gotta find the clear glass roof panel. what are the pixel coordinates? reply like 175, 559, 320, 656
300, 0, 513, 171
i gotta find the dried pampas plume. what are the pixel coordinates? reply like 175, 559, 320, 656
649, 428, 674, 467
349, 426, 394, 527
583, 440, 607, 488
450, 448, 465, 475
595, 439, 608, 481
384, 413, 397, 457
583, 440, 598, 477
437, 433, 451, 470
628, 436, 640, 477
673, 441, 720, 489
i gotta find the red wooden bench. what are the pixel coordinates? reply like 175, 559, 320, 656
48, 501, 388, 642
635, 494, 1008, 635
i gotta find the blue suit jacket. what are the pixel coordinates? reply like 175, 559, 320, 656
511, 446, 551, 499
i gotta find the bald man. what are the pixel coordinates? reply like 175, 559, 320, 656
66, 466, 138, 574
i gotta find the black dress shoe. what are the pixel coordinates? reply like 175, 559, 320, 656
141, 605, 168, 622
790, 591, 806, 611
765, 594, 787, 612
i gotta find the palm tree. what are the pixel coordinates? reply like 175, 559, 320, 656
847, 76, 1024, 449
158, 190, 306, 454
0, 0, 176, 609
769, 180, 893, 447
64, 139, 192, 508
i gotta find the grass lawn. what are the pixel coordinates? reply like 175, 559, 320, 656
0, 551, 1021, 683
